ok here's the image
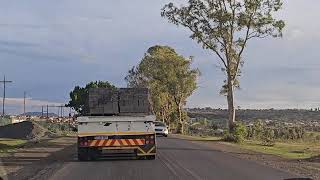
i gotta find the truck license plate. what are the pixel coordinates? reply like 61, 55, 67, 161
94, 136, 109, 140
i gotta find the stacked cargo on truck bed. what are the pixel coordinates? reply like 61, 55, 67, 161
88, 88, 150, 115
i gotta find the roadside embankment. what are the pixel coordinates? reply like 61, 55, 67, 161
0, 136, 76, 180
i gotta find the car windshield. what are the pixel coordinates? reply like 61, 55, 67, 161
154, 122, 166, 127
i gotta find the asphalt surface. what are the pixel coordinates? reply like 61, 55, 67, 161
46, 136, 300, 180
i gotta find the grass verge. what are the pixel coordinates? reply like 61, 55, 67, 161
173, 134, 222, 141
238, 140, 320, 159
0, 138, 28, 153
175, 134, 320, 159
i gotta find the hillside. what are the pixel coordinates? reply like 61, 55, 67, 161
21, 112, 58, 117
187, 108, 320, 128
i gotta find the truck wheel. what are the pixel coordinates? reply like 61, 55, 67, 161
146, 155, 156, 160
78, 148, 89, 161
88, 148, 99, 161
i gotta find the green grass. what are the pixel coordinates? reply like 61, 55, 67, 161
174, 134, 222, 141
0, 138, 28, 152
239, 140, 320, 159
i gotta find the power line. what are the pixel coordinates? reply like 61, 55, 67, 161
0, 76, 13, 117
41, 105, 67, 118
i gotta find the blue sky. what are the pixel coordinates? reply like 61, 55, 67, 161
0, 0, 320, 114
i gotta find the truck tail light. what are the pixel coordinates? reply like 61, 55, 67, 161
145, 135, 155, 144
79, 137, 89, 147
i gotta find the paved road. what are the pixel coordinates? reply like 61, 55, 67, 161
48, 136, 299, 180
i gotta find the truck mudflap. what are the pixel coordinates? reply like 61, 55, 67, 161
78, 133, 156, 160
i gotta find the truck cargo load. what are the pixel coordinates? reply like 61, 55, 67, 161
88, 88, 150, 115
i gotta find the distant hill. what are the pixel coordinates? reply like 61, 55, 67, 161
187, 108, 320, 124
21, 112, 58, 117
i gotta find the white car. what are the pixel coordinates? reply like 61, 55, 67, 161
154, 121, 168, 137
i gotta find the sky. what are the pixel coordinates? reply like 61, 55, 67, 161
0, 0, 319, 114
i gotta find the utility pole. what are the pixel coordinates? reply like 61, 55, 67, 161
23, 91, 26, 115
47, 105, 49, 118
0, 76, 13, 117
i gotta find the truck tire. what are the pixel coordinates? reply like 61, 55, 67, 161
146, 155, 156, 160
88, 148, 99, 161
78, 148, 89, 161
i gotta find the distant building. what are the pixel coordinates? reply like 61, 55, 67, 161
10, 115, 26, 124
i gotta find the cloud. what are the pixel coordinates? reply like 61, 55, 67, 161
0, 23, 45, 30
78, 16, 112, 23
1, 98, 62, 107
0, 0, 320, 112
285, 28, 304, 41
0, 47, 72, 63
0, 40, 38, 48
0, 98, 65, 115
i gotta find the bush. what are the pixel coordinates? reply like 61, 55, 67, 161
233, 122, 247, 143
261, 128, 275, 146
223, 132, 237, 142
223, 122, 247, 143
247, 120, 305, 142
0, 117, 11, 126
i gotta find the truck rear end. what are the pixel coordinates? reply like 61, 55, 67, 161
77, 115, 156, 160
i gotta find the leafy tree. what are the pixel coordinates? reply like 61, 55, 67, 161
124, 66, 148, 88
125, 64, 175, 126
125, 45, 200, 134
66, 81, 116, 115
161, 0, 285, 130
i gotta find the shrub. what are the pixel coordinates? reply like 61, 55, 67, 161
247, 120, 264, 140
223, 132, 237, 142
233, 122, 247, 143
261, 128, 275, 146
252, 120, 264, 139
0, 117, 11, 126
223, 122, 247, 143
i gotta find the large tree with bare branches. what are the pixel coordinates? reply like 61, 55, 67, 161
161, 0, 285, 130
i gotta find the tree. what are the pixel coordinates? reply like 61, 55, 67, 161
124, 66, 148, 88
125, 64, 175, 125
161, 0, 285, 130
66, 81, 116, 115
125, 45, 200, 134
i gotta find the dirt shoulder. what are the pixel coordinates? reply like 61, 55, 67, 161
0, 136, 76, 180
172, 134, 320, 180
